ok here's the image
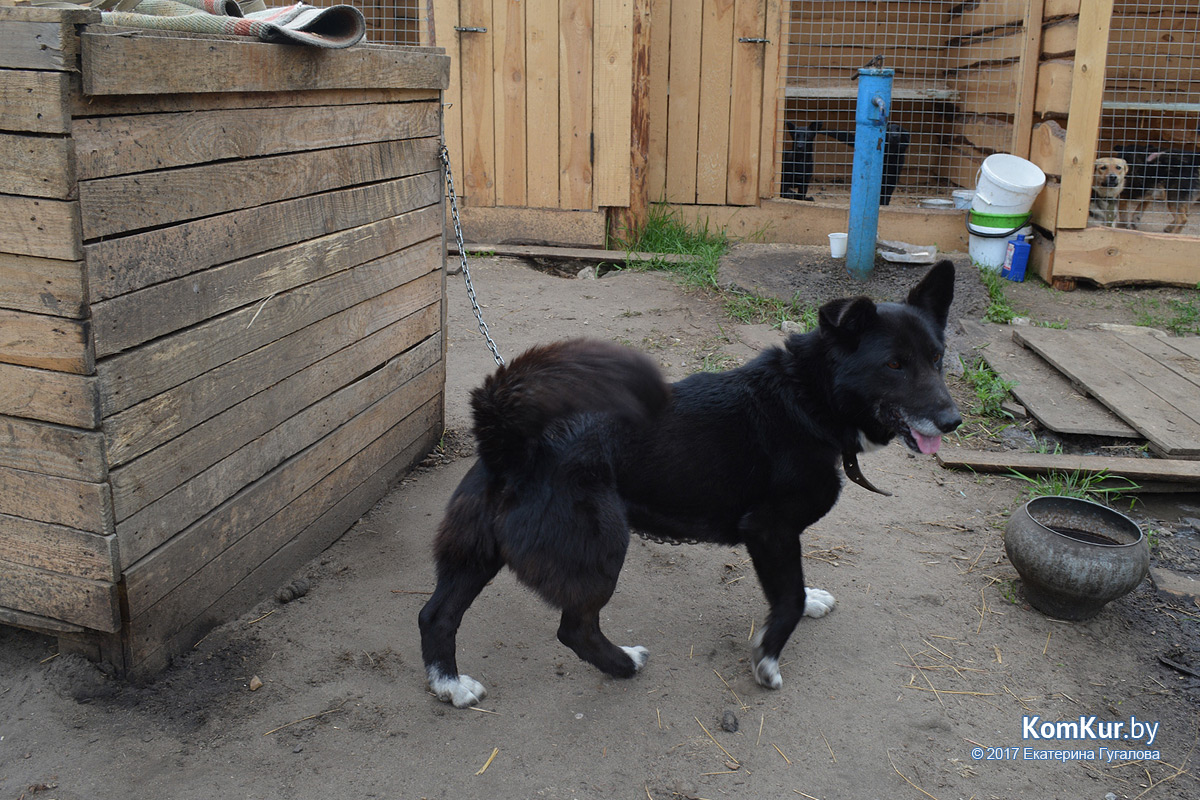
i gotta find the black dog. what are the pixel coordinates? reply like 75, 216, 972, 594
821, 124, 911, 205
780, 121, 821, 201
419, 262, 962, 707
1114, 143, 1200, 233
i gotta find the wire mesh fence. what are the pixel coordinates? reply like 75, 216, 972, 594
308, 0, 428, 45
776, 0, 1028, 209
1096, 2, 1200, 236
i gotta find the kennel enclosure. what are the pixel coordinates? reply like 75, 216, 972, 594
0, 4, 449, 673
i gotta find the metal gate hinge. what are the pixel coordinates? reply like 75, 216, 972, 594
455, 26, 487, 33
738, 37, 770, 43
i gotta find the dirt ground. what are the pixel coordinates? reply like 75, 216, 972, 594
2, 246, 1198, 800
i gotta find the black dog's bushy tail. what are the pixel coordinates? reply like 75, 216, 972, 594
469, 339, 670, 473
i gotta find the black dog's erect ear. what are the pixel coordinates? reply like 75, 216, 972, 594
906, 259, 955, 331
819, 295, 878, 345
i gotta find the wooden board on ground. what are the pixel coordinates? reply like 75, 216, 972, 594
1014, 326, 1200, 458
937, 448, 1200, 490
449, 243, 686, 265
961, 320, 1138, 438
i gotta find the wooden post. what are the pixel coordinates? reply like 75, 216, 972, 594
756, 0, 781, 201
1058, 0, 1113, 230
1010, 0, 1046, 159
609, 0, 652, 242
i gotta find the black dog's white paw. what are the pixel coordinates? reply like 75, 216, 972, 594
428, 668, 488, 708
621, 645, 650, 672
803, 587, 836, 618
749, 629, 783, 690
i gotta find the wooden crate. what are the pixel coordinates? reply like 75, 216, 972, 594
0, 6, 450, 673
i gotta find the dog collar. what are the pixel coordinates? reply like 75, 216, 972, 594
842, 451, 893, 496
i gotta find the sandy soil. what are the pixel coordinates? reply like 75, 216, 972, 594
2, 248, 1198, 800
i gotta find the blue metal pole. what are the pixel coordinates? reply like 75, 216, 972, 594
846, 68, 894, 281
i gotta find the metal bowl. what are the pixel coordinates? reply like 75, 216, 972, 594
1004, 496, 1149, 621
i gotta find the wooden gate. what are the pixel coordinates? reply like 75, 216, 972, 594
433, 0, 634, 213
648, 0, 773, 207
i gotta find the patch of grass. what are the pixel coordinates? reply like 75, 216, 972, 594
1134, 286, 1200, 336
978, 266, 1018, 324
613, 203, 728, 290
960, 357, 1015, 418
1009, 469, 1140, 507
723, 290, 819, 331
1029, 434, 1062, 455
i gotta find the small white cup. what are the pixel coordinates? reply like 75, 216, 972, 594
828, 232, 848, 258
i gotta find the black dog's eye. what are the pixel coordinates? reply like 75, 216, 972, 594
934, 354, 944, 370
886, 359, 902, 370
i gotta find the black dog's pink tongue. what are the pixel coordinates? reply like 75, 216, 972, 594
911, 429, 942, 455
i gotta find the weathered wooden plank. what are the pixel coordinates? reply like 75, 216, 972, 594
73, 100, 441, 180
937, 449, 1200, 487
647, 0, 672, 200
755, 0, 780, 201
1112, 331, 1200, 390
0, 361, 100, 429
0, 133, 74, 199
91, 205, 440, 357
1059, 0, 1114, 229
79, 136, 439, 239
128, 395, 442, 667
123, 363, 444, 614
0, 20, 78, 71
455, 205, 607, 246
457, 0, 495, 207
525, 0, 560, 208
965, 320, 1139, 438
116, 336, 442, 567
594, 0, 633, 208
0, 558, 118, 632
0, 307, 92, 374
727, 0, 763, 206
1053, 226, 1200, 288
665, 0, 701, 204
0, 6, 99, 24
0, 69, 71, 134
85, 171, 440, 301
101, 280, 439, 473
81, 31, 450, 96
559, 0, 593, 210
0, 195, 81, 261
0, 253, 86, 318
0, 414, 107, 482
97, 239, 440, 419
1014, 326, 1200, 458
109, 304, 441, 521
0, 513, 117, 582
448, 242, 687, 264
695, 0, 734, 207
0, 465, 112, 534
72, 86, 439, 119
0, 605, 88, 635
1010, 0, 1045, 158
493, 0, 527, 207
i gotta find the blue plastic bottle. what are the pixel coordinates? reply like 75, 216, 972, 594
1001, 234, 1029, 282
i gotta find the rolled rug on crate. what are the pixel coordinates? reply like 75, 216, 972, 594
99, 0, 367, 48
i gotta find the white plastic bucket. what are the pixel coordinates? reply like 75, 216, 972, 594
971, 154, 1046, 216
969, 212, 1033, 271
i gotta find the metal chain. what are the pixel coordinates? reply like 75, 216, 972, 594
441, 145, 505, 368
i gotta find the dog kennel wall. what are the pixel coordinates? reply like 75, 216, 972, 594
0, 5, 450, 673
1027, 0, 1200, 288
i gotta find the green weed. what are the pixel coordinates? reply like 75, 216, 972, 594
960, 357, 1015, 418
978, 266, 1018, 324
1008, 469, 1140, 506
613, 203, 727, 289
1134, 286, 1200, 336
